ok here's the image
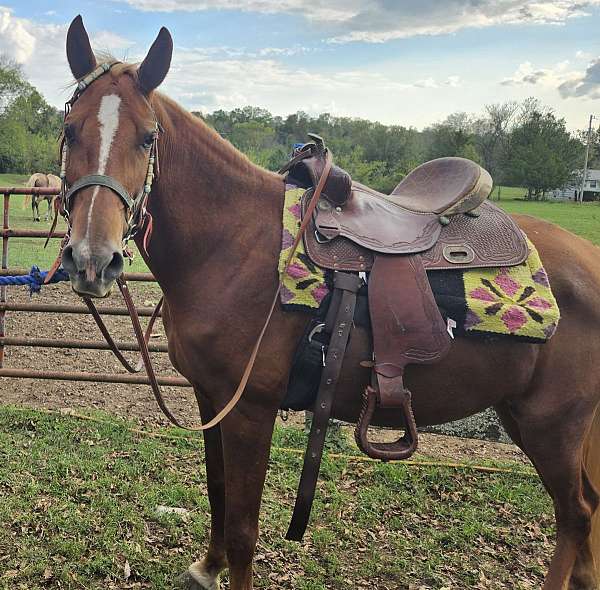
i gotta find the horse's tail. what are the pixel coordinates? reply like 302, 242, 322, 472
23, 174, 39, 209
583, 403, 600, 575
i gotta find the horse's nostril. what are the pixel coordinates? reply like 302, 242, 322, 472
62, 245, 76, 274
104, 251, 124, 279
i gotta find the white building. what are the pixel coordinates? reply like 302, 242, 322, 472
550, 169, 600, 201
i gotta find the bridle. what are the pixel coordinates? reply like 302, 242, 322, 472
55, 61, 160, 256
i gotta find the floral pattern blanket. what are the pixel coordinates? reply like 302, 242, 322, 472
278, 185, 559, 342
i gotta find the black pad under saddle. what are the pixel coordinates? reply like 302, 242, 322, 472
303, 198, 528, 272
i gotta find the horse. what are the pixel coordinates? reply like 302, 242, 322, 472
24, 172, 60, 222
58, 15, 600, 590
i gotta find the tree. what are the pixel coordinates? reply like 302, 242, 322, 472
423, 112, 482, 163
473, 101, 518, 184
0, 56, 62, 173
504, 102, 583, 199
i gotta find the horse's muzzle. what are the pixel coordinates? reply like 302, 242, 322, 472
62, 241, 124, 297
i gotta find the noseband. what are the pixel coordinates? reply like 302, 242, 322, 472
58, 61, 160, 252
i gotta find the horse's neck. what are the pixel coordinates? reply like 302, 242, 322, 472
141, 95, 284, 302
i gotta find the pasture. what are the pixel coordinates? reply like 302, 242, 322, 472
0, 175, 598, 588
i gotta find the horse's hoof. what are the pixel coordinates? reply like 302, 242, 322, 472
175, 565, 219, 590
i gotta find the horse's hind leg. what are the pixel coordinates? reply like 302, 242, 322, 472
32, 199, 39, 222
178, 394, 227, 590
45, 198, 52, 222
508, 391, 600, 590
570, 463, 600, 590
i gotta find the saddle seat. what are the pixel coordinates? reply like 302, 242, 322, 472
387, 157, 492, 216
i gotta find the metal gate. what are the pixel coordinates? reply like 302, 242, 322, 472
0, 186, 190, 389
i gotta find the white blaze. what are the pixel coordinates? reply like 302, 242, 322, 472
85, 94, 121, 243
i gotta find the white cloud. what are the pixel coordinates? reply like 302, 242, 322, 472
92, 31, 136, 51
559, 58, 600, 99
119, 0, 357, 21
0, 7, 137, 106
117, 0, 600, 43
0, 6, 37, 63
501, 60, 574, 87
158, 47, 464, 118
500, 58, 600, 101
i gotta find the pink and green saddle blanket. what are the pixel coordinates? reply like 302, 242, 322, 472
279, 185, 559, 342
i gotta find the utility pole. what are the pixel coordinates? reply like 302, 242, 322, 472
579, 114, 596, 203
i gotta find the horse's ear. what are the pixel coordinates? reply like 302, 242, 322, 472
66, 15, 97, 80
138, 27, 173, 94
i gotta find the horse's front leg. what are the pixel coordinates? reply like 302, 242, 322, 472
221, 399, 278, 590
180, 389, 227, 590
179, 393, 228, 590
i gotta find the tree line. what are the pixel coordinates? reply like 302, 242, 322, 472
200, 99, 589, 199
0, 59, 591, 199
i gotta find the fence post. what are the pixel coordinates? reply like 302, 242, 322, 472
0, 192, 9, 368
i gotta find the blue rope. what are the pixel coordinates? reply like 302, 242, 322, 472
0, 266, 70, 294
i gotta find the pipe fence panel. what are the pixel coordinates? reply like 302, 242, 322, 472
0, 187, 191, 389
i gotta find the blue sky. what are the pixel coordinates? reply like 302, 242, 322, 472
2, 1, 599, 130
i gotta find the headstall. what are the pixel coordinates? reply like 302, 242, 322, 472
54, 61, 160, 257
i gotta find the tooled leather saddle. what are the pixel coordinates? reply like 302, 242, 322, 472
282, 134, 527, 540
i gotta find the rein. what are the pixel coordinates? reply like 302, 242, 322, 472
114, 151, 332, 431
49, 62, 333, 431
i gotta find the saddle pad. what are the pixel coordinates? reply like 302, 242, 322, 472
280, 185, 559, 342
430, 239, 559, 342
304, 197, 528, 272
278, 185, 329, 311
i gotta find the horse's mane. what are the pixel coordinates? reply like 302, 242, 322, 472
65, 55, 276, 194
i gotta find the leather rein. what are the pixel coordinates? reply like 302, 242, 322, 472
49, 62, 332, 431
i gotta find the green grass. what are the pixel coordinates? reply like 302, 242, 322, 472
0, 406, 552, 589
0, 173, 29, 187
490, 185, 528, 201
490, 185, 600, 245
499, 199, 600, 245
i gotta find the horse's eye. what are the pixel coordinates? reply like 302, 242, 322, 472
64, 124, 75, 145
141, 132, 155, 149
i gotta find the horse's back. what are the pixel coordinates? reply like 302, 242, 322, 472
514, 213, 600, 315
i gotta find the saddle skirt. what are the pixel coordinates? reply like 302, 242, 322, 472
304, 196, 528, 273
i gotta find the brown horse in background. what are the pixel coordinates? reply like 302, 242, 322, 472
58, 15, 600, 590
24, 172, 60, 221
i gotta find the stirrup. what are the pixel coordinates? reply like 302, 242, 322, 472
354, 382, 418, 461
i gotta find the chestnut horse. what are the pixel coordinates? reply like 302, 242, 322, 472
59, 15, 600, 590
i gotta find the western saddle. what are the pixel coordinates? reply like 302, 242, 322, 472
282, 134, 527, 540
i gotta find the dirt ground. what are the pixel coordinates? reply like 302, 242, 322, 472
0, 280, 528, 466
